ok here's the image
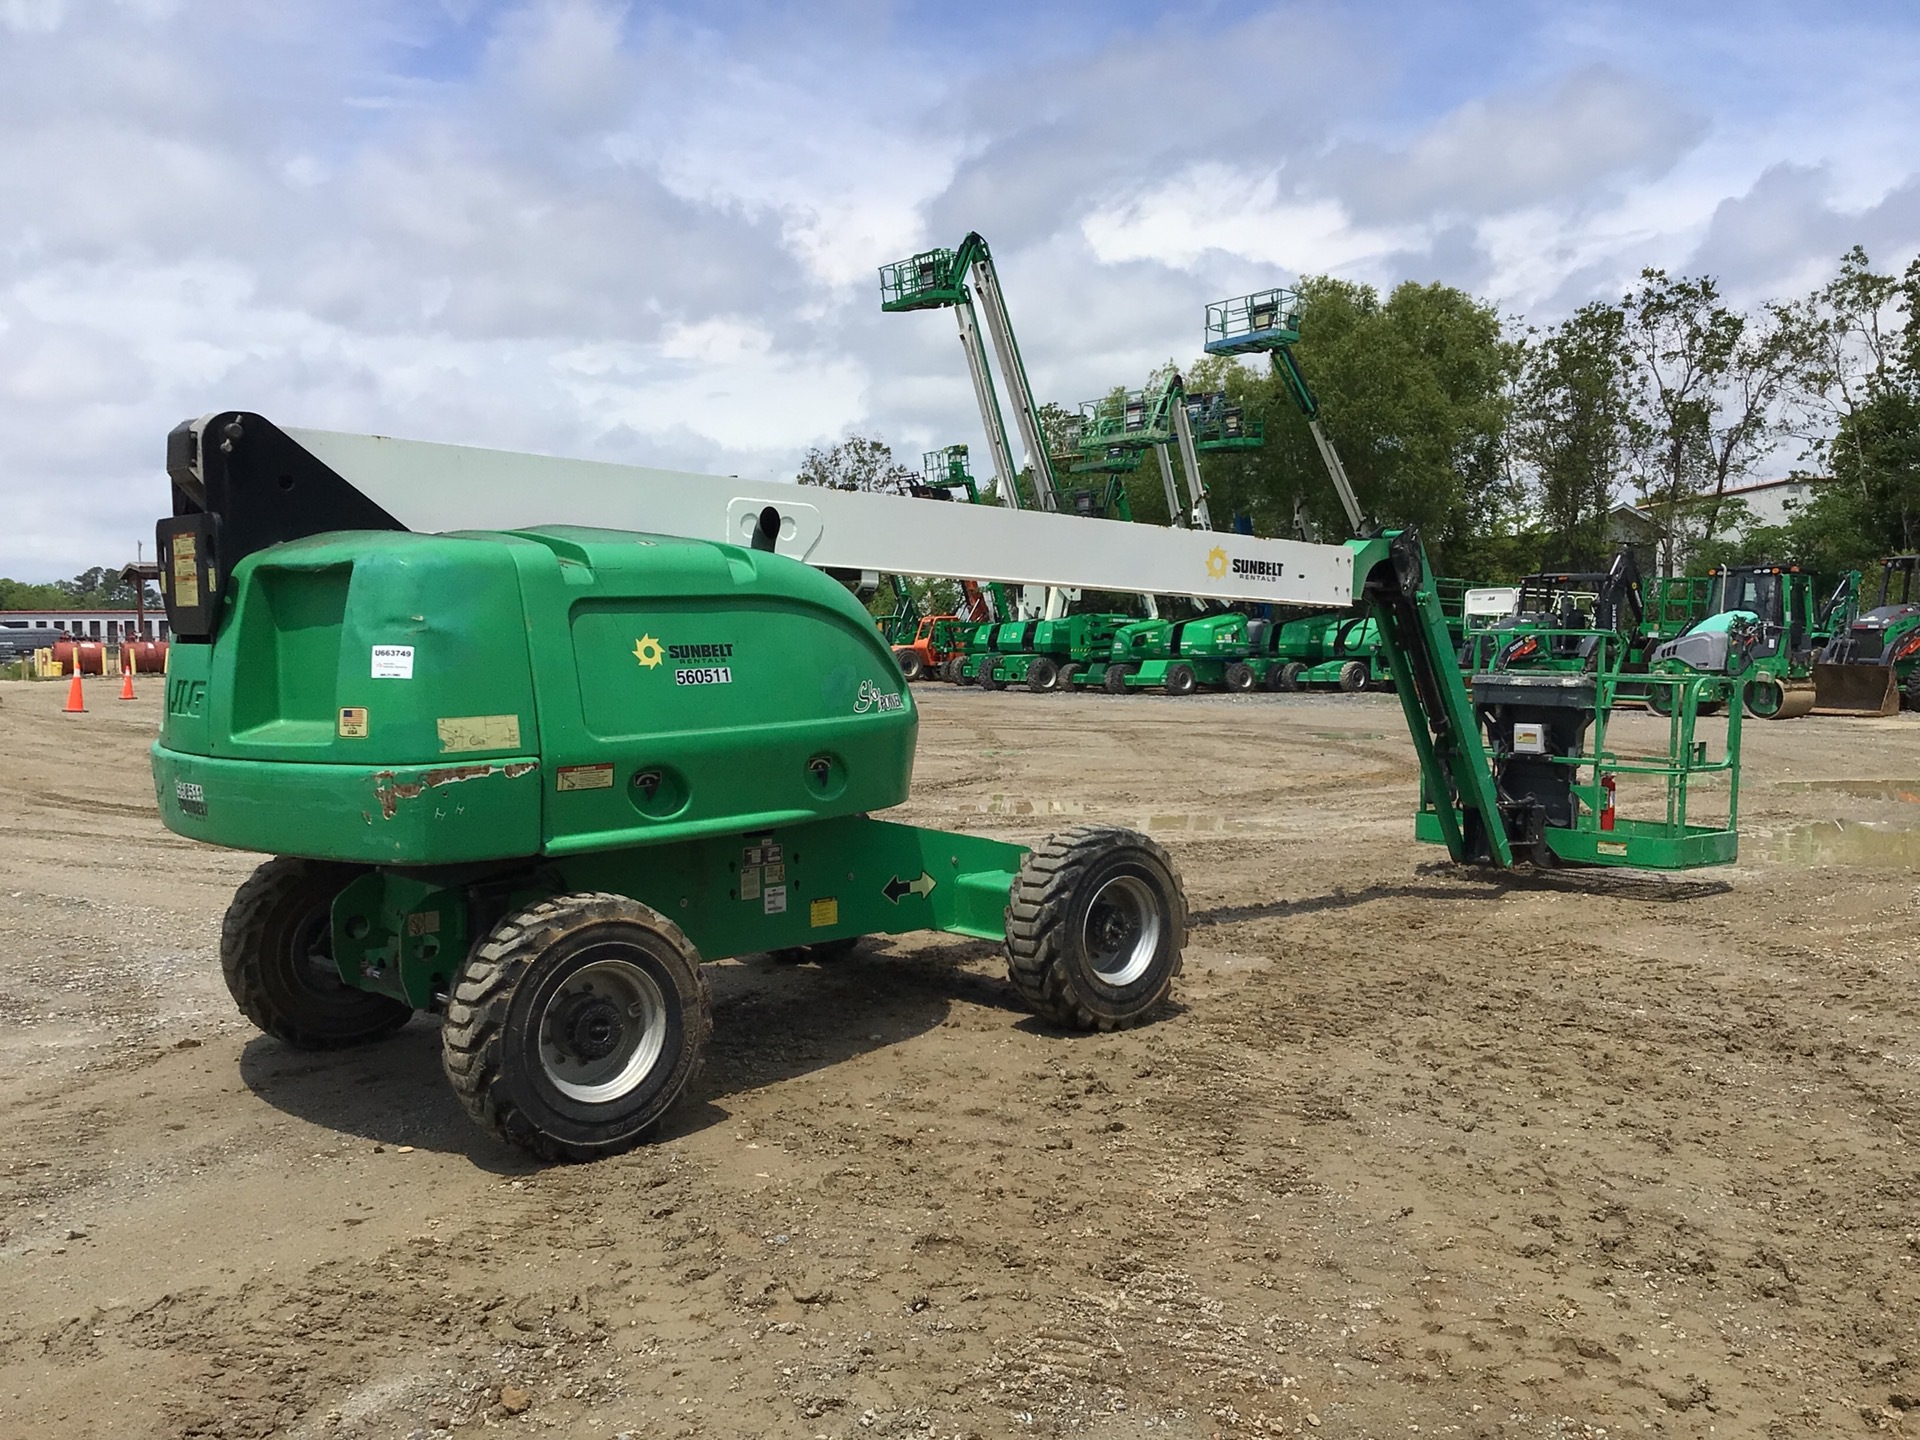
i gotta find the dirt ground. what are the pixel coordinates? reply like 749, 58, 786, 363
1, 675, 1916, 1440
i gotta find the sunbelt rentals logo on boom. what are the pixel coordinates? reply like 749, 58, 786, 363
1206, 546, 1286, 584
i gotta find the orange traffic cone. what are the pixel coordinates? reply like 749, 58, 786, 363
64, 666, 86, 713
119, 663, 136, 701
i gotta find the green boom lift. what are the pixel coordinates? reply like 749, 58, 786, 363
151, 335, 1744, 1158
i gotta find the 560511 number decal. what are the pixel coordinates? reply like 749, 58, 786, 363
675, 666, 733, 686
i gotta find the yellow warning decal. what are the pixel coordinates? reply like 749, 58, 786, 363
809, 897, 838, 928
436, 715, 521, 753
172, 534, 200, 608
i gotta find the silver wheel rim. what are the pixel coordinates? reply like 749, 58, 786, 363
1084, 874, 1162, 987
537, 957, 668, 1104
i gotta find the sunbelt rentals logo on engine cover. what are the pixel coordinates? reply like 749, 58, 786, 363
1206, 545, 1285, 583
634, 635, 735, 686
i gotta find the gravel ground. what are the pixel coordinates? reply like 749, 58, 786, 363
0, 676, 1916, 1439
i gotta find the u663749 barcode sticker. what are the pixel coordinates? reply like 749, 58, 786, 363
675, 666, 733, 686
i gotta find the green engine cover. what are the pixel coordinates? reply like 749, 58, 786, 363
151, 526, 917, 864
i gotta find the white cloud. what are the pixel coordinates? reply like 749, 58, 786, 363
0, 1, 1916, 578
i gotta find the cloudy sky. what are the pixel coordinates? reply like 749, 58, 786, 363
2, 0, 1917, 580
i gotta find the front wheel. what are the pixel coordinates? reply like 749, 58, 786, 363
1745, 676, 1785, 719
940, 656, 965, 684
1026, 657, 1061, 693
1055, 662, 1082, 690
1103, 663, 1137, 694
1163, 662, 1197, 696
976, 663, 1004, 691
1004, 827, 1187, 1031
1273, 660, 1307, 692
1338, 660, 1369, 693
442, 893, 712, 1162
221, 856, 413, 1049
894, 647, 925, 682
1223, 661, 1255, 692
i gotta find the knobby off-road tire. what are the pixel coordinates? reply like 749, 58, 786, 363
1004, 826, 1187, 1032
1056, 662, 1082, 691
1223, 661, 1255, 692
976, 663, 1004, 691
1273, 660, 1307, 692
221, 856, 413, 1049
940, 656, 965, 684
442, 893, 711, 1162
1026, 657, 1061, 693
1903, 667, 1920, 710
894, 648, 925, 682
1103, 663, 1136, 694
1338, 660, 1370, 693
1163, 662, 1197, 696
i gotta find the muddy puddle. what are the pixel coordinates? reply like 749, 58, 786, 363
1777, 777, 1920, 803
1760, 818, 1920, 866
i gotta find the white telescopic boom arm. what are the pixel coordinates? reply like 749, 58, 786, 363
270, 423, 1359, 609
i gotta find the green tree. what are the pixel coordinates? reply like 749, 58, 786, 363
796, 435, 916, 494
1620, 270, 1794, 573
1222, 277, 1522, 572
0, 567, 155, 610
1513, 302, 1635, 570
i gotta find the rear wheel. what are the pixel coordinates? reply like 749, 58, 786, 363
1223, 661, 1255, 692
1056, 662, 1082, 690
1648, 683, 1675, 717
1103, 663, 1137, 694
1338, 660, 1369, 693
443, 893, 711, 1162
894, 648, 925, 682
1004, 827, 1186, 1031
1163, 662, 1197, 696
1026, 657, 1061, 693
940, 656, 964, 684
221, 856, 413, 1049
1904, 668, 1920, 710
1276, 661, 1307, 692
976, 663, 1003, 691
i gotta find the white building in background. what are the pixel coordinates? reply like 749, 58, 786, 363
1714, 474, 1834, 528
1608, 475, 1837, 571
0, 609, 169, 641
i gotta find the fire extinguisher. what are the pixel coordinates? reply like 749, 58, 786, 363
1599, 772, 1617, 832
